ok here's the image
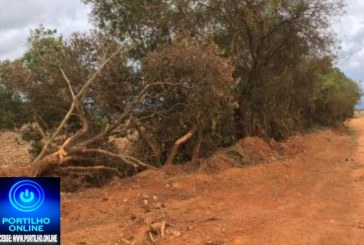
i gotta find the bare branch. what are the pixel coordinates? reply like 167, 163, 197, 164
61, 104, 89, 150
75, 46, 123, 100
32, 101, 77, 164
164, 126, 197, 165
58, 166, 122, 177
76, 81, 182, 148
60, 68, 75, 99
33, 115, 48, 139
135, 122, 160, 161
32, 47, 124, 164
191, 131, 202, 165
71, 148, 157, 169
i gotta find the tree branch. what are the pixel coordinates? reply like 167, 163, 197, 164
164, 126, 197, 165
135, 122, 161, 162
57, 165, 122, 177
71, 148, 157, 169
32, 47, 124, 165
76, 81, 182, 148
60, 68, 75, 99
33, 115, 48, 139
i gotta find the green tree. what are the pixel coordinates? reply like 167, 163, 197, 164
0, 27, 237, 175
205, 0, 344, 137
0, 61, 30, 130
313, 67, 361, 125
140, 35, 237, 164
82, 0, 346, 139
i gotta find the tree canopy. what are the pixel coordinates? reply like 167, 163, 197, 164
0, 0, 360, 177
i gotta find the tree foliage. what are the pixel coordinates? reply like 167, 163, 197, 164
140, 36, 237, 163
83, 0, 350, 138
0, 0, 361, 177
0, 61, 30, 130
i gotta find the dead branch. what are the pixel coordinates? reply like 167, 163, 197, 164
191, 131, 202, 165
32, 99, 76, 163
120, 238, 136, 245
32, 50, 184, 177
135, 122, 161, 162
76, 81, 182, 148
160, 221, 166, 238
60, 68, 75, 99
32, 47, 123, 165
60, 103, 89, 150
33, 115, 47, 139
147, 231, 156, 244
77, 46, 123, 101
32, 153, 63, 176
58, 166, 122, 177
32, 151, 96, 176
164, 126, 197, 165
71, 148, 157, 169
173, 216, 219, 224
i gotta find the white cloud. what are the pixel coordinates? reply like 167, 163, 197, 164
0, 0, 362, 87
335, 0, 364, 82
0, 0, 92, 60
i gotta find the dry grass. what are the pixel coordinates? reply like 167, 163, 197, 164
0, 131, 31, 166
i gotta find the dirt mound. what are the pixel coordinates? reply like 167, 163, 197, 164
238, 136, 279, 161
195, 136, 299, 173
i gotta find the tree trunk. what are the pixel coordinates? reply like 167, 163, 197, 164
33, 153, 63, 176
191, 132, 202, 165
236, 63, 260, 138
164, 127, 196, 165
135, 123, 161, 163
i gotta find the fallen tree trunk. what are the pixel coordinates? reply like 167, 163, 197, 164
164, 127, 197, 165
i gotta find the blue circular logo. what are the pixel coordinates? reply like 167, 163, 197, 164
9, 180, 45, 212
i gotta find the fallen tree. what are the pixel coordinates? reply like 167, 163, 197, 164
31, 46, 160, 176
0, 28, 237, 177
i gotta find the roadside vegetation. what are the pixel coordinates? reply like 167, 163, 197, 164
0, 0, 361, 177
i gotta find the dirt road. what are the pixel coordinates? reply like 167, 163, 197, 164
61, 118, 364, 244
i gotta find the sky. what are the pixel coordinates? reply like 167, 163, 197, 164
335, 0, 364, 83
0, 0, 91, 60
0, 0, 363, 92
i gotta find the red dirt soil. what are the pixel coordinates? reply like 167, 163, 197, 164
3, 118, 364, 244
